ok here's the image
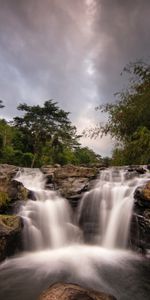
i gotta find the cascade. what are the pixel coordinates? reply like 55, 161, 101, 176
15, 167, 149, 250
15, 169, 77, 250
78, 168, 149, 248
0, 167, 150, 300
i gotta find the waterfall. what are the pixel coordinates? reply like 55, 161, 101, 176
1, 167, 150, 300
15, 167, 149, 251
78, 168, 149, 248
15, 169, 80, 250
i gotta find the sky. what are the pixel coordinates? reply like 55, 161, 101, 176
0, 0, 150, 156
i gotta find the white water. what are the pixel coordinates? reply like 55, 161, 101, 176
78, 168, 150, 249
15, 167, 150, 251
15, 169, 80, 250
0, 167, 150, 300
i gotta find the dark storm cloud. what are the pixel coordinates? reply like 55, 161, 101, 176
93, 0, 150, 102
0, 0, 150, 155
0, 0, 92, 119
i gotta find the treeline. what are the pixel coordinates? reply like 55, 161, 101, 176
94, 61, 150, 166
0, 100, 102, 167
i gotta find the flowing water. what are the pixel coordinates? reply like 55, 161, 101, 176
0, 167, 150, 300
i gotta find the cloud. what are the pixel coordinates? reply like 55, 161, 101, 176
93, 0, 150, 101
0, 0, 150, 155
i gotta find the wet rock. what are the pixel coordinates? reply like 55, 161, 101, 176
130, 211, 150, 253
54, 165, 98, 179
55, 165, 98, 203
39, 283, 117, 300
127, 166, 147, 173
0, 164, 99, 211
0, 215, 23, 262
134, 181, 150, 208
131, 181, 150, 251
0, 164, 28, 213
42, 165, 99, 208
135, 167, 147, 174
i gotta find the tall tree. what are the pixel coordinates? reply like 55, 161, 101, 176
92, 61, 150, 165
13, 100, 80, 166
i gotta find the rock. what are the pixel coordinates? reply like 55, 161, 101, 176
135, 167, 147, 174
39, 283, 117, 300
0, 164, 99, 211
130, 211, 150, 253
0, 164, 28, 213
54, 165, 98, 179
134, 181, 150, 208
0, 215, 23, 262
54, 165, 98, 205
42, 165, 99, 208
131, 181, 150, 251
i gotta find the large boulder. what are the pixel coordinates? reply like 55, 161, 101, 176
134, 181, 150, 208
0, 164, 28, 213
0, 215, 23, 262
39, 283, 117, 300
42, 165, 99, 208
130, 180, 150, 252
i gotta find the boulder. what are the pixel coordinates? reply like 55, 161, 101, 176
42, 165, 99, 208
0, 163, 98, 211
0, 164, 28, 213
130, 211, 150, 253
131, 180, 150, 251
54, 165, 98, 179
134, 181, 150, 208
39, 283, 117, 300
0, 215, 23, 261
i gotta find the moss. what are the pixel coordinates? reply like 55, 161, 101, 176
143, 182, 150, 201
18, 186, 28, 201
0, 191, 10, 209
0, 215, 21, 230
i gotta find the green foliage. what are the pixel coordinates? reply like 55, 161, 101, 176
74, 147, 102, 165
95, 61, 150, 165
112, 127, 150, 165
13, 100, 80, 167
22, 152, 34, 167
102, 156, 112, 167
0, 99, 101, 167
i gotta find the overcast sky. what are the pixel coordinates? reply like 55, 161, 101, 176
0, 0, 150, 156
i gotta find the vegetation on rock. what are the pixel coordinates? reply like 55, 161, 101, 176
0, 191, 10, 209
0, 214, 23, 261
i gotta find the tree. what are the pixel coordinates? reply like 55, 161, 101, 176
93, 61, 150, 165
74, 147, 102, 165
13, 100, 80, 167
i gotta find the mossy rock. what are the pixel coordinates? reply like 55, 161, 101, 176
0, 191, 10, 210
134, 181, 150, 208
0, 215, 21, 232
143, 182, 150, 201
0, 214, 23, 261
